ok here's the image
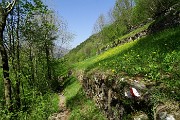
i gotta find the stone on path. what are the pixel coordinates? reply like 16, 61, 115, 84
48, 94, 70, 120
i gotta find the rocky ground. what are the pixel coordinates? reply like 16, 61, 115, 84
49, 94, 70, 120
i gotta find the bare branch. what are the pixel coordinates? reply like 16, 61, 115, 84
6, 0, 16, 14
6, 2, 11, 9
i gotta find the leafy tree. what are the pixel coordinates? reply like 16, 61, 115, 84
132, 0, 179, 24
92, 14, 106, 54
0, 0, 73, 118
93, 14, 106, 34
113, 0, 134, 29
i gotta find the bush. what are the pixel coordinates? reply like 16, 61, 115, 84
0, 92, 59, 120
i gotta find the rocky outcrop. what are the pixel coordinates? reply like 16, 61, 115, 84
148, 3, 180, 34
76, 71, 180, 120
99, 29, 147, 54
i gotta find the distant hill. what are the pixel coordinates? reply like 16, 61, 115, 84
53, 45, 69, 58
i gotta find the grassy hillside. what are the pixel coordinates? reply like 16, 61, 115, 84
66, 22, 151, 63
66, 35, 97, 62
74, 26, 180, 100
61, 1, 180, 119
63, 77, 106, 120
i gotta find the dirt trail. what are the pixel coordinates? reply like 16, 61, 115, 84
49, 94, 70, 120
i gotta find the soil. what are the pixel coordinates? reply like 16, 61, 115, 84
49, 94, 70, 120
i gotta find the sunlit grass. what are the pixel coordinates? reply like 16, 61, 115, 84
63, 77, 106, 120
74, 26, 180, 101
74, 35, 138, 70
74, 23, 152, 70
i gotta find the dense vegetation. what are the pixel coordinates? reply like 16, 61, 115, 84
0, 0, 179, 119
0, 0, 73, 119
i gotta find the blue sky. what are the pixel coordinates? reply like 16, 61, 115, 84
43, 0, 116, 48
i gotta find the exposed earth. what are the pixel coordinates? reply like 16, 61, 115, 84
49, 94, 70, 120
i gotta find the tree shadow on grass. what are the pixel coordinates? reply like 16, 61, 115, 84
66, 87, 86, 110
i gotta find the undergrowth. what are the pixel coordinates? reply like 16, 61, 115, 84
0, 91, 59, 120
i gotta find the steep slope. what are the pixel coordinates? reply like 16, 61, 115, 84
73, 26, 180, 119
65, 22, 151, 63
63, 2, 180, 119
66, 34, 98, 62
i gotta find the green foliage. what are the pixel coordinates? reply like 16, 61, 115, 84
74, 23, 150, 70
66, 22, 149, 64
0, 0, 72, 118
0, 69, 3, 101
75, 26, 180, 101
63, 77, 106, 120
132, 0, 179, 24
132, 0, 153, 24
0, 92, 59, 120
113, 0, 133, 24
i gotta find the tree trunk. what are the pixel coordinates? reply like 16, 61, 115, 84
15, 0, 21, 109
0, 23, 13, 112
29, 44, 35, 86
0, 0, 16, 112
45, 42, 51, 81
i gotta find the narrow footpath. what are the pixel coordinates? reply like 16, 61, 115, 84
49, 94, 70, 120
